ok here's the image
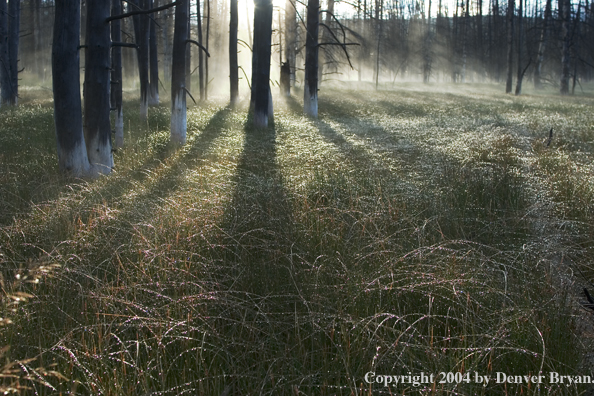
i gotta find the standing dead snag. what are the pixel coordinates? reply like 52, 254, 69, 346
251, 0, 274, 127
0, 0, 20, 106
84, 0, 113, 173
53, 0, 93, 177
111, 0, 124, 149
304, 0, 319, 117
229, 0, 239, 105
171, 0, 189, 144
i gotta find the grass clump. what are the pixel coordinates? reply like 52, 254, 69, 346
0, 83, 593, 395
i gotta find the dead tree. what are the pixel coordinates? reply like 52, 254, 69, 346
304, 0, 319, 116
149, 0, 160, 105
229, 0, 238, 104
53, 0, 93, 177
559, 0, 571, 94
285, 0, 297, 89
171, 0, 188, 143
505, 0, 515, 93
533, 0, 552, 89
251, 0, 274, 127
0, 0, 20, 106
111, 0, 124, 148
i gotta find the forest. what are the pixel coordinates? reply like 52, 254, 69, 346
1, 0, 594, 395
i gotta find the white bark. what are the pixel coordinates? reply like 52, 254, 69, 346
85, 128, 113, 174
304, 82, 317, 117
57, 138, 94, 178
170, 89, 187, 144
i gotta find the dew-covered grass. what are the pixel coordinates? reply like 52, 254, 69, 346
1, 82, 594, 395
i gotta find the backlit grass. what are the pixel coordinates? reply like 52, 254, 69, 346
1, 83, 594, 395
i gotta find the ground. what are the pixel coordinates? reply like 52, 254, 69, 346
1, 81, 594, 395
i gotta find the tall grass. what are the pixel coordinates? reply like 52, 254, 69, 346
1, 83, 593, 395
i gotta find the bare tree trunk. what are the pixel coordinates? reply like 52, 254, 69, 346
533, 0, 551, 89
461, 0, 469, 82
130, 0, 150, 120
285, 0, 296, 88
162, 2, 173, 82
84, 0, 113, 173
171, 0, 188, 144
251, 0, 273, 127
505, 0, 515, 93
111, 0, 124, 148
53, 0, 93, 177
197, 0, 204, 100
559, 0, 571, 94
204, 0, 210, 100
515, 0, 524, 94
149, 0, 160, 106
0, 0, 9, 105
229, 0, 238, 104
304, 0, 319, 117
423, 0, 433, 83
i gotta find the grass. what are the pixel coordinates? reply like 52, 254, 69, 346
1, 82, 594, 395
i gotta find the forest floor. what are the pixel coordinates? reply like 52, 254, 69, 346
1, 81, 594, 395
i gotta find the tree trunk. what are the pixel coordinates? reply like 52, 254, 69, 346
204, 0, 210, 100
514, 0, 524, 94
130, 0, 150, 119
149, 0, 160, 106
285, 0, 296, 88
84, 0, 113, 173
304, 0, 319, 117
229, 0, 238, 104
171, 0, 188, 144
251, 0, 273, 127
505, 0, 514, 93
533, 0, 551, 89
111, 0, 124, 148
0, 0, 9, 105
7, 0, 18, 104
197, 0, 204, 100
559, 0, 571, 94
162, 1, 173, 82
53, 0, 93, 177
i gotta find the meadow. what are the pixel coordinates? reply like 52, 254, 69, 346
1, 81, 594, 395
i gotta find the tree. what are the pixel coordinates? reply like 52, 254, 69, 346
559, 0, 571, 94
514, 0, 526, 94
130, 0, 151, 119
53, 0, 93, 177
533, 0, 552, 89
505, 0, 515, 93
111, 0, 125, 148
229, 0, 238, 104
285, 0, 297, 89
1, 0, 20, 106
149, 0, 160, 106
251, 0, 274, 127
304, 0, 319, 117
171, 0, 189, 143
83, 0, 114, 173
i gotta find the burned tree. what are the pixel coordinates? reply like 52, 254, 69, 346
304, 0, 319, 117
229, 0, 238, 104
0, 0, 20, 106
505, 0, 515, 93
53, 0, 93, 177
171, 0, 189, 143
559, 0, 571, 94
251, 0, 274, 127
111, 0, 125, 149
149, 0, 160, 106
285, 0, 297, 89
533, 0, 552, 89
84, 0, 113, 173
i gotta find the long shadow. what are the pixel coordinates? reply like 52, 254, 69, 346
1, 106, 234, 281
218, 115, 296, 294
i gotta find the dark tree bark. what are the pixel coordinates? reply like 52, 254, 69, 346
251, 0, 273, 127
111, 0, 124, 148
197, 0, 204, 100
559, 0, 571, 94
0, 0, 19, 105
285, 0, 296, 89
0, 0, 9, 105
533, 0, 551, 89
53, 0, 92, 177
171, 0, 188, 144
505, 0, 515, 93
229, 0, 238, 104
130, 0, 150, 119
149, 0, 160, 106
204, 0, 210, 100
514, 0, 524, 94
304, 0, 319, 117
84, 0, 113, 173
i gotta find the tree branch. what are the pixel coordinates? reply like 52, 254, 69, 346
111, 42, 139, 49
106, 1, 177, 23
186, 40, 211, 57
